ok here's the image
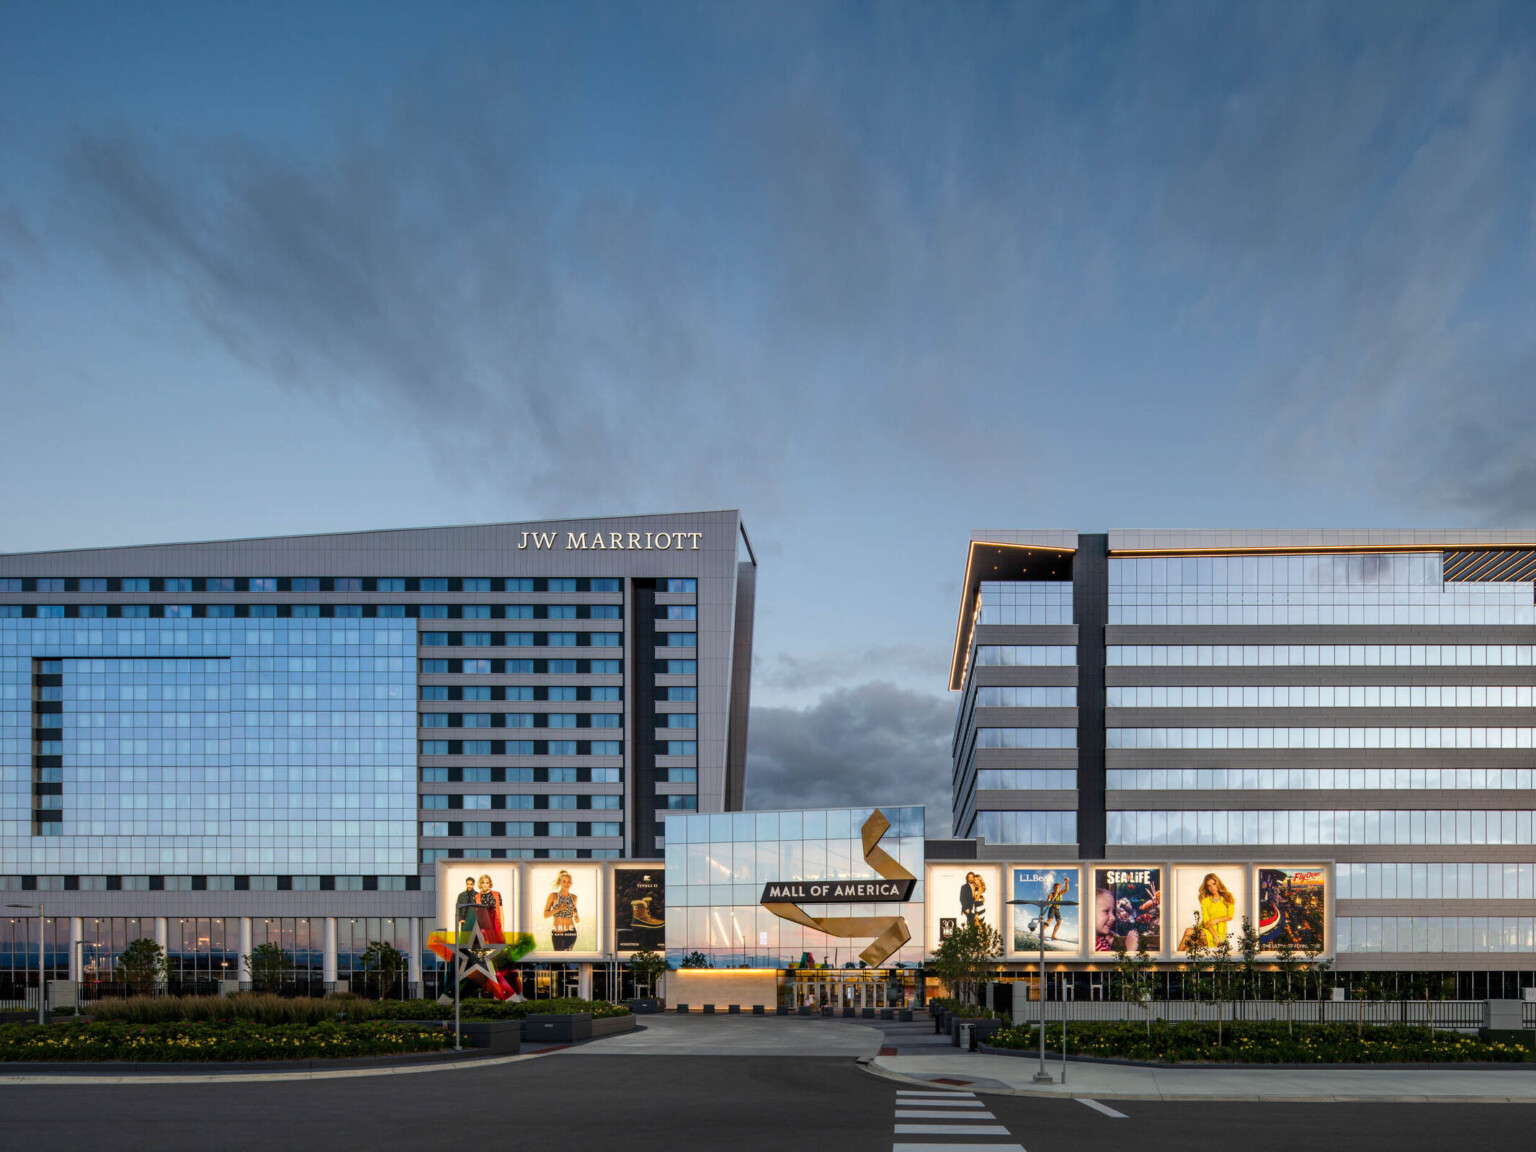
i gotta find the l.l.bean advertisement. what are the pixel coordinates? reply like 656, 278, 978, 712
1009, 867, 1082, 955
924, 864, 1002, 953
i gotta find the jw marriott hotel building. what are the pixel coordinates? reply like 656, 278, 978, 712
952, 531, 1536, 988
0, 511, 755, 997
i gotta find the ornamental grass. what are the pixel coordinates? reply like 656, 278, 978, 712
86, 994, 630, 1026
986, 1020, 1530, 1064
0, 1021, 451, 1062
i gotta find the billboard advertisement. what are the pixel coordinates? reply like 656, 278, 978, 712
925, 864, 1002, 953
1172, 866, 1245, 954
1092, 867, 1162, 954
614, 866, 666, 954
1258, 866, 1328, 954
436, 862, 518, 943
1008, 867, 1082, 955
529, 863, 602, 955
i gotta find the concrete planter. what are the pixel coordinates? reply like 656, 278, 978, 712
627, 998, 659, 1015
897, 1009, 913, 1022
524, 1012, 592, 1043
590, 1014, 637, 1038
456, 1021, 522, 1054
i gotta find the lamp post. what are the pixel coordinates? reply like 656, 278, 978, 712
7, 903, 45, 1025
1008, 897, 1078, 1085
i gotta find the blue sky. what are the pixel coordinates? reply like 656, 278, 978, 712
3, 2, 1534, 825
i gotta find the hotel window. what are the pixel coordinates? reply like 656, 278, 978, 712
377, 578, 405, 592
462, 714, 491, 728
463, 795, 492, 809
249, 578, 278, 592
292, 605, 320, 617
462, 605, 491, 619
121, 605, 150, 617
506, 823, 535, 837
335, 605, 363, 617
548, 632, 577, 647
548, 687, 577, 701
207, 605, 236, 618
421, 714, 449, 728
548, 714, 577, 728
419, 687, 450, 703
663, 767, 697, 782
163, 605, 192, 618
120, 578, 149, 591
590, 605, 622, 619
421, 659, 450, 673
506, 606, 535, 619
207, 578, 236, 592
591, 714, 622, 728
507, 579, 535, 592
79, 605, 108, 618
591, 742, 622, 755
661, 633, 697, 647
462, 822, 492, 837
547, 749, 577, 764
249, 604, 278, 617
291, 578, 320, 591
423, 822, 449, 837
79, 579, 108, 592
548, 579, 577, 592
164, 876, 193, 891
591, 823, 623, 837
591, 579, 621, 592
658, 661, 697, 674
506, 714, 535, 728
506, 687, 535, 701
505, 796, 535, 809
420, 579, 448, 591
660, 605, 697, 620
422, 795, 449, 810
658, 687, 696, 701
663, 579, 696, 593
590, 633, 622, 647
464, 660, 492, 673
334, 579, 362, 592
548, 822, 578, 837
207, 876, 236, 891
422, 633, 449, 646
335, 875, 364, 890
0, 607, 21, 618
292, 876, 321, 891
662, 741, 698, 756
419, 605, 449, 619
463, 741, 492, 755
37, 578, 65, 591
463, 579, 491, 591
590, 660, 622, 673
462, 686, 491, 701
165, 579, 193, 592
590, 795, 623, 809
665, 795, 698, 809
548, 795, 578, 809
548, 605, 578, 619
37, 605, 65, 618
464, 767, 492, 782
506, 633, 534, 646
660, 714, 697, 728
421, 743, 450, 757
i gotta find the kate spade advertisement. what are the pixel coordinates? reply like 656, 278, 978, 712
436, 863, 518, 943
614, 867, 666, 953
529, 863, 602, 955
924, 864, 1002, 953
1172, 866, 1245, 954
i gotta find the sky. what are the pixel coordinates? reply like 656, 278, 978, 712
2, 2, 1534, 832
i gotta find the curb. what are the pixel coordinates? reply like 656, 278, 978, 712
862, 1057, 1536, 1104
973, 1043, 1534, 1070
0, 1049, 552, 1085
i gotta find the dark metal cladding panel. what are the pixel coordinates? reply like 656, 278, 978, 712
1074, 533, 1108, 858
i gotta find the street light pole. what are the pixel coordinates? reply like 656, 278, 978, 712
1008, 897, 1077, 1086
8, 902, 45, 1025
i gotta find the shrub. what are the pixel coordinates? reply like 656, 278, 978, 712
88, 994, 387, 1026
0, 1021, 450, 1063
985, 1020, 1529, 1064
370, 997, 631, 1022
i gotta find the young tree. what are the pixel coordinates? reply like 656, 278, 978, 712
930, 920, 1004, 1011
357, 940, 407, 1000
114, 937, 168, 996
1179, 910, 1210, 1030
1235, 916, 1261, 1023
628, 948, 669, 998
679, 951, 711, 969
244, 942, 292, 993
1112, 940, 1156, 1036
1206, 933, 1236, 1048
1271, 931, 1300, 1038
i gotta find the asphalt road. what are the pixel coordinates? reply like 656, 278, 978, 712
2, 1053, 1535, 1152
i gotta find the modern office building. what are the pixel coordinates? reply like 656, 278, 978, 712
0, 510, 755, 998
951, 531, 1536, 992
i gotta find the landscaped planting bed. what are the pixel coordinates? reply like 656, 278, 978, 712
369, 997, 632, 1021
0, 1020, 452, 1062
986, 1020, 1530, 1064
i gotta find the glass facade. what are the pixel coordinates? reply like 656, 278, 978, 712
662, 806, 925, 968
1109, 553, 1535, 625
1, 618, 417, 875
977, 581, 1073, 625
1107, 809, 1536, 846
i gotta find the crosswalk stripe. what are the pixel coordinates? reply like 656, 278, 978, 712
892, 1146, 1025, 1152
897, 1089, 975, 1096
894, 1124, 1012, 1135
895, 1109, 996, 1119
1076, 1097, 1128, 1119
892, 1099, 986, 1107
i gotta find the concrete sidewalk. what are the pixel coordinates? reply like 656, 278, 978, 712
870, 1052, 1536, 1102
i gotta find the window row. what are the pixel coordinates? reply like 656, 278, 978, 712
419, 712, 624, 729
975, 769, 1078, 790
422, 847, 623, 862
971, 810, 1078, 845
1336, 861, 1536, 901
975, 728, 1077, 749
973, 646, 1076, 667
974, 686, 1078, 708
419, 659, 622, 675
420, 739, 622, 756
421, 766, 622, 783
421, 794, 623, 811
1109, 553, 1445, 589
1107, 644, 1536, 667
1107, 684, 1536, 709
421, 821, 622, 838
3, 604, 629, 621
421, 685, 622, 701
1108, 726, 1536, 749
1107, 809, 1536, 846
0, 577, 629, 593
0, 874, 417, 892
419, 631, 626, 648
1107, 767, 1536, 792
1337, 916, 1536, 954
976, 581, 1074, 626
1109, 604, 1535, 626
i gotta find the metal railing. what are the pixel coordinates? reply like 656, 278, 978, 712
1015, 998, 1489, 1030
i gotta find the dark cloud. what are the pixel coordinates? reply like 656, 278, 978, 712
745, 681, 953, 835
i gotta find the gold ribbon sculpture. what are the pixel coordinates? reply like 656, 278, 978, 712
762, 808, 914, 966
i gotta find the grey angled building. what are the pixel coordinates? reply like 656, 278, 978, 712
950, 530, 1536, 995
0, 510, 755, 998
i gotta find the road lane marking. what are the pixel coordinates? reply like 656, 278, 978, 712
895, 1109, 997, 1119
1077, 1098, 1127, 1118
896, 1089, 975, 1096
892, 1099, 987, 1107
895, 1124, 1013, 1135
892, 1146, 1025, 1152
